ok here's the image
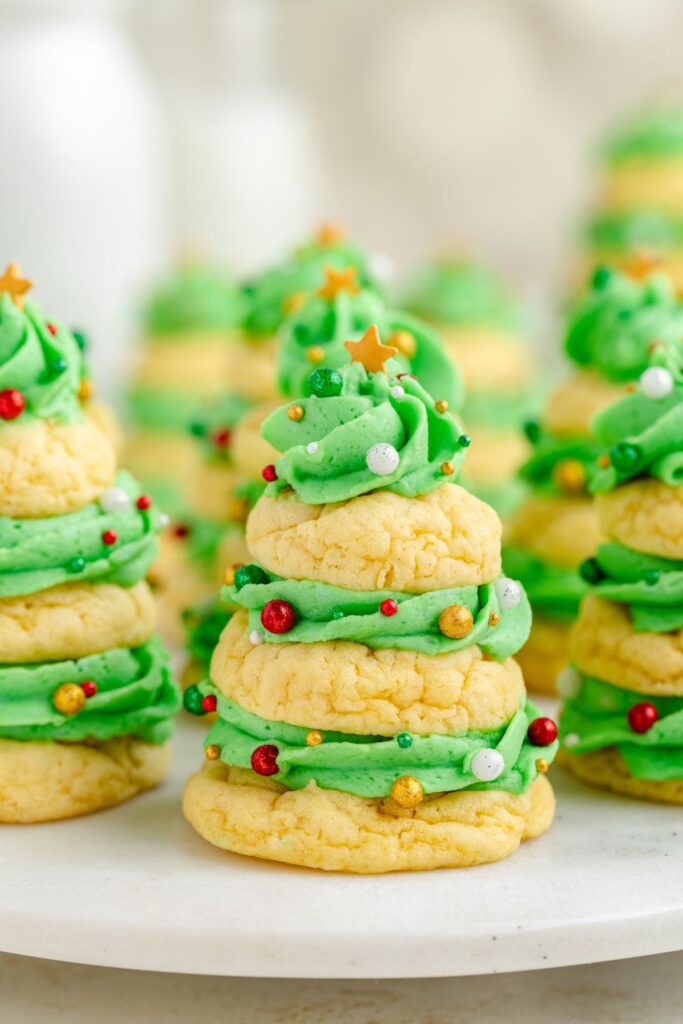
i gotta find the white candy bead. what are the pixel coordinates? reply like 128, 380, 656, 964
494, 577, 523, 611
640, 366, 673, 400
306, 442, 319, 455
249, 630, 264, 646
564, 732, 580, 748
159, 513, 171, 528
556, 666, 580, 700
366, 442, 400, 477
390, 385, 405, 399
99, 487, 130, 513
471, 748, 505, 782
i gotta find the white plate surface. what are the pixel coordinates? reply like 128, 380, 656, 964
0, 717, 681, 978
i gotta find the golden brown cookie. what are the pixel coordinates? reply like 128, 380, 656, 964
543, 370, 625, 437
230, 401, 279, 476
183, 764, 554, 873
226, 336, 278, 402
571, 594, 683, 697
211, 610, 525, 736
515, 614, 571, 697
596, 478, 683, 561
247, 484, 502, 592
215, 527, 251, 580
0, 417, 115, 518
189, 462, 246, 524
149, 531, 215, 647
123, 429, 198, 495
507, 494, 601, 568
440, 325, 534, 394
0, 581, 156, 663
599, 158, 683, 215
0, 737, 171, 822
134, 331, 236, 391
560, 747, 683, 806
463, 427, 529, 488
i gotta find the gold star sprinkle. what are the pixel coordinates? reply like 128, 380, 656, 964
344, 324, 398, 375
283, 291, 308, 315
315, 221, 346, 246
623, 248, 662, 282
0, 262, 33, 309
317, 264, 360, 302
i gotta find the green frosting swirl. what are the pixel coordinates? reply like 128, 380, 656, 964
0, 637, 179, 745
242, 235, 379, 338
518, 429, 602, 495
143, 265, 244, 335
564, 267, 683, 383
402, 257, 522, 330
188, 392, 255, 462
183, 598, 233, 671
503, 546, 586, 620
0, 296, 86, 424
0, 471, 162, 597
225, 570, 531, 658
127, 388, 207, 432
560, 672, 683, 781
601, 107, 683, 163
582, 542, 683, 632
262, 361, 468, 504
585, 211, 683, 252
277, 286, 463, 410
201, 688, 556, 798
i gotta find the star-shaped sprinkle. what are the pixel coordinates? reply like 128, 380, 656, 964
0, 263, 32, 309
317, 264, 360, 302
344, 325, 398, 374
315, 221, 346, 246
283, 291, 308, 315
623, 248, 662, 282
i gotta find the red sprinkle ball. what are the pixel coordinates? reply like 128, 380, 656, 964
527, 717, 558, 747
261, 599, 296, 634
81, 680, 98, 698
628, 702, 659, 734
251, 743, 279, 776
102, 530, 117, 546
213, 428, 231, 448
0, 388, 26, 420
380, 598, 399, 616
262, 464, 278, 482
46, 322, 58, 336
136, 494, 152, 511
201, 694, 218, 713
174, 523, 190, 539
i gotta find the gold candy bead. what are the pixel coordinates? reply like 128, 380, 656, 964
598, 454, 611, 468
205, 744, 221, 761
288, 404, 305, 422
435, 399, 448, 414
78, 378, 93, 402
53, 683, 86, 716
488, 611, 500, 627
389, 330, 416, 358
307, 345, 324, 363
440, 460, 455, 476
390, 775, 424, 809
306, 730, 324, 747
553, 458, 585, 493
283, 291, 307, 314
438, 604, 474, 639
535, 758, 549, 774
223, 562, 243, 586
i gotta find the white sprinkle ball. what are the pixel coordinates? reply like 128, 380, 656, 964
366, 442, 400, 477
249, 630, 264, 646
306, 442, 319, 455
493, 577, 523, 610
99, 487, 130, 513
640, 366, 673, 400
390, 385, 405, 399
471, 748, 505, 782
564, 732, 580, 748
556, 666, 580, 700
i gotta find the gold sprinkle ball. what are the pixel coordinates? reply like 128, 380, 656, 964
306, 730, 324, 747
78, 378, 93, 402
553, 458, 585, 493
535, 758, 549, 774
389, 330, 416, 358
288, 404, 305, 422
226, 497, 249, 523
390, 775, 424, 809
440, 460, 455, 476
307, 345, 324, 363
223, 562, 243, 586
597, 454, 611, 468
435, 399, 449, 414
205, 744, 221, 761
438, 604, 474, 639
53, 683, 86, 716
488, 611, 500, 627
283, 291, 307, 314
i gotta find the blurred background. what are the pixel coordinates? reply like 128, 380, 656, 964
3, 0, 683, 400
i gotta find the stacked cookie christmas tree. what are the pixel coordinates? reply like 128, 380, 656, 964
560, 339, 683, 803
183, 325, 557, 873
505, 266, 683, 694
0, 266, 179, 822
403, 254, 537, 515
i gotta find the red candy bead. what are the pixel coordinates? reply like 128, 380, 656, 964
380, 598, 398, 616
136, 494, 152, 511
201, 694, 217, 713
174, 523, 190, 538
261, 599, 296, 634
0, 388, 25, 420
527, 717, 558, 747
262, 464, 278, 482
81, 680, 98, 698
213, 428, 231, 448
628, 702, 659, 734
251, 743, 279, 776
46, 322, 58, 336
102, 530, 117, 545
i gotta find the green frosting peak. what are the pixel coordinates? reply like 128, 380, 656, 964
143, 264, 244, 334
0, 296, 86, 424
277, 285, 463, 409
601, 106, 683, 164
262, 360, 468, 504
402, 257, 522, 330
564, 267, 683, 383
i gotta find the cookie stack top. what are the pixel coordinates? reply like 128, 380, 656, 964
560, 339, 683, 798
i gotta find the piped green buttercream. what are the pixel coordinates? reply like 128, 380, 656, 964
143, 265, 244, 335
402, 257, 522, 330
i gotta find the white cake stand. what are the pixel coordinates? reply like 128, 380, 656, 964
0, 717, 680, 979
